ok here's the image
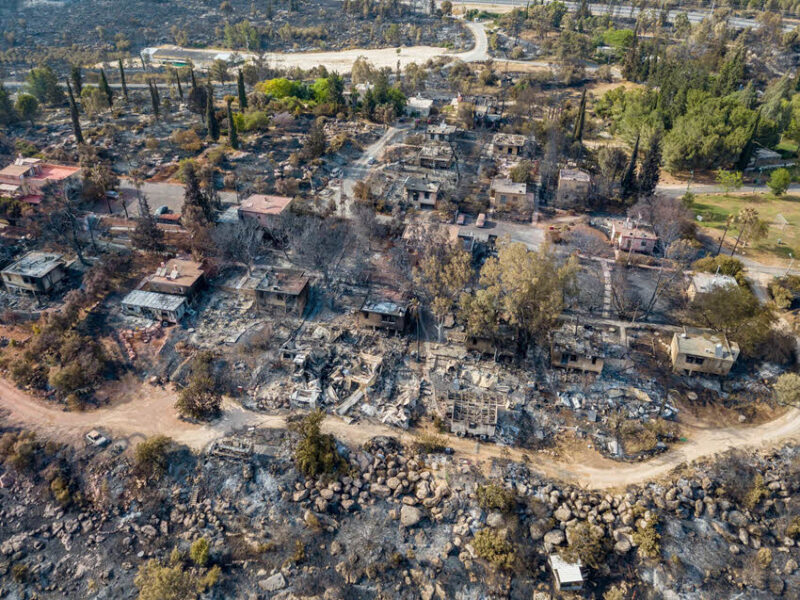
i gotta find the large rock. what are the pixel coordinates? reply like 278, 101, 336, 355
400, 505, 423, 528
259, 573, 286, 592
543, 529, 566, 551
486, 511, 504, 529
554, 505, 572, 523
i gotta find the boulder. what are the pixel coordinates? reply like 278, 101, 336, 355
400, 505, 423, 528
259, 573, 286, 592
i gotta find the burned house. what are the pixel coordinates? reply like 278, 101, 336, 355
492, 133, 528, 157
670, 327, 739, 376
238, 194, 292, 227
406, 95, 434, 118
405, 178, 441, 209
143, 259, 205, 298
418, 144, 453, 170
426, 123, 458, 142
121, 289, 187, 323
610, 219, 658, 254
686, 272, 738, 301
550, 324, 605, 374
1, 251, 67, 295
555, 168, 591, 209
357, 297, 408, 333
489, 177, 533, 210
254, 269, 310, 315
438, 388, 498, 438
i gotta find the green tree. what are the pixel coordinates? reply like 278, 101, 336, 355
70, 65, 83, 96
414, 245, 473, 341
99, 68, 114, 108
509, 160, 534, 184
134, 560, 198, 600
175, 351, 221, 420
26, 65, 64, 104
226, 96, 239, 149
303, 117, 326, 158
689, 285, 776, 356
14, 94, 39, 126
768, 167, 792, 196
206, 84, 219, 141
637, 129, 662, 197
292, 409, 346, 478
210, 59, 229, 84
65, 81, 84, 145
134, 435, 172, 480
236, 68, 247, 110
715, 169, 743, 194
620, 134, 639, 199
130, 194, 164, 252
0, 83, 18, 125
561, 522, 609, 569
572, 88, 586, 142
189, 538, 210, 567
118, 59, 129, 102
474, 241, 578, 350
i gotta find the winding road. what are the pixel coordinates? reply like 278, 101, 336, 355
1, 373, 799, 490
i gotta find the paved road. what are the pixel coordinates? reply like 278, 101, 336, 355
116, 180, 237, 218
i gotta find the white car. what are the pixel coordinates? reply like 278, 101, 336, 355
85, 430, 110, 447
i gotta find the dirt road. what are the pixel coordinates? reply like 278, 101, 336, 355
2, 376, 800, 490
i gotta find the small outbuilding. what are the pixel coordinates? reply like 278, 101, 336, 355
121, 289, 187, 323
548, 554, 583, 592
686, 272, 738, 301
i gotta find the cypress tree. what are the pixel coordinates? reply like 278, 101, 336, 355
736, 110, 761, 172
620, 134, 640, 199
99, 68, 113, 108
227, 97, 239, 150
206, 84, 219, 141
237, 69, 247, 110
190, 68, 198, 91
148, 79, 160, 120
118, 59, 128, 102
66, 80, 84, 145
637, 129, 662, 197
174, 68, 183, 99
70, 65, 83, 96
572, 89, 586, 142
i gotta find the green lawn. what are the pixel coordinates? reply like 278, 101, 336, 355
692, 193, 800, 261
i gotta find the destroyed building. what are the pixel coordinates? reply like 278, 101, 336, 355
437, 386, 499, 438
222, 267, 310, 315
489, 177, 533, 210
143, 259, 205, 298
492, 133, 528, 157
417, 144, 453, 170
670, 327, 740, 376
121, 289, 187, 323
610, 218, 658, 254
550, 324, 606, 374
357, 296, 408, 333
254, 269, 310, 314
555, 168, 591, 209
1, 251, 67, 295
404, 178, 441, 209
686, 272, 738, 301
426, 123, 458, 142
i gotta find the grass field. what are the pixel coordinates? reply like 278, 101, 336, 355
692, 193, 800, 262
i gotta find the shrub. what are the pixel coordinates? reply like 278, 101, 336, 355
190, 538, 210, 567
786, 516, 800, 539
632, 517, 661, 558
134, 435, 172, 481
175, 352, 221, 421
756, 547, 773, 568
291, 409, 346, 478
170, 129, 203, 152
774, 373, 800, 407
134, 559, 198, 600
472, 528, 516, 570
691, 255, 745, 280
745, 473, 769, 510
476, 483, 516, 513
413, 432, 447, 454
562, 522, 609, 569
